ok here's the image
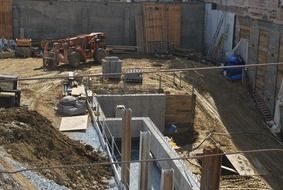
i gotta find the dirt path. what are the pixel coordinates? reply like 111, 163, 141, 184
1, 57, 282, 189
169, 60, 283, 189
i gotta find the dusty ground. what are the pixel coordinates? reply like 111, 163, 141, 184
0, 107, 112, 189
0, 56, 283, 189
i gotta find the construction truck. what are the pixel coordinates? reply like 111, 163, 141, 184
0, 75, 21, 108
43, 32, 106, 68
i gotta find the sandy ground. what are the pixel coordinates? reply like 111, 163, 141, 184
0, 56, 282, 189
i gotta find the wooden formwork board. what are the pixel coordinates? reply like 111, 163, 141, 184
0, 0, 13, 39
255, 30, 269, 99
143, 3, 181, 53
239, 25, 250, 40
165, 94, 195, 126
168, 5, 181, 49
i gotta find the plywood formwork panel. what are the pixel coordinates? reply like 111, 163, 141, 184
165, 95, 195, 126
239, 25, 250, 40
143, 3, 181, 53
256, 30, 269, 98
0, 0, 12, 39
168, 5, 181, 48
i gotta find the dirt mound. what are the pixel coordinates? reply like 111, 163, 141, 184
0, 107, 113, 189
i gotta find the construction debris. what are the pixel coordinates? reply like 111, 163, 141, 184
15, 38, 32, 58
124, 68, 143, 83
0, 38, 16, 58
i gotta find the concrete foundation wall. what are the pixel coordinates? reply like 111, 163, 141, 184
204, 1, 283, 24
234, 16, 283, 116
105, 118, 143, 138
13, 0, 204, 50
96, 94, 166, 133
104, 117, 200, 190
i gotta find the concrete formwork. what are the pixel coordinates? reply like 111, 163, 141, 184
96, 94, 166, 133
237, 17, 283, 116
12, 0, 205, 51
105, 117, 200, 190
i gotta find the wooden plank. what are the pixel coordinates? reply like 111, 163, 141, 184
200, 148, 222, 190
59, 115, 89, 132
168, 5, 181, 48
165, 95, 194, 125
135, 16, 144, 52
0, 0, 12, 38
239, 25, 250, 39
143, 3, 181, 53
256, 30, 269, 98
226, 154, 267, 175
71, 85, 85, 96
121, 109, 132, 189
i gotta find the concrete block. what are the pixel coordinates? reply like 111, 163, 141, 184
102, 56, 122, 79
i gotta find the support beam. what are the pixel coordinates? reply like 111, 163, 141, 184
200, 147, 222, 190
121, 108, 132, 189
139, 131, 151, 190
160, 169, 174, 190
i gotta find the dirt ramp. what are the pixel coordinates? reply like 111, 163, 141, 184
0, 107, 113, 189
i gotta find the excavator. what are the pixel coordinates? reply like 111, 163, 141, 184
43, 32, 107, 68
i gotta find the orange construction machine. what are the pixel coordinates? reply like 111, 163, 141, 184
43, 32, 106, 68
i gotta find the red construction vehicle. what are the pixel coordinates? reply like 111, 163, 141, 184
43, 32, 106, 68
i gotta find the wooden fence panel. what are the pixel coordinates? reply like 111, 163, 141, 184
256, 30, 269, 98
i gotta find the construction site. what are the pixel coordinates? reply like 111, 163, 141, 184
1, 0, 283, 190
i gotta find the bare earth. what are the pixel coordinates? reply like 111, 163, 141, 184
1, 56, 283, 189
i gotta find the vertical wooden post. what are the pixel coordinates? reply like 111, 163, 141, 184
121, 109, 132, 189
179, 73, 182, 87
200, 147, 222, 190
139, 131, 151, 190
173, 73, 176, 84
159, 75, 162, 90
160, 169, 174, 190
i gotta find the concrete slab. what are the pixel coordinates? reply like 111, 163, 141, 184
226, 154, 268, 176
59, 115, 89, 132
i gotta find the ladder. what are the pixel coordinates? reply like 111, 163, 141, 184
212, 23, 230, 60
207, 13, 225, 56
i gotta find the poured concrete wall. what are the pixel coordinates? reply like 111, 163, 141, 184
104, 117, 200, 190
12, 0, 204, 50
204, 1, 283, 24
96, 94, 166, 133
235, 17, 283, 116
105, 118, 143, 138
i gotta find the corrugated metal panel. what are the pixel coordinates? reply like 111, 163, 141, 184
143, 3, 181, 53
0, 0, 13, 39
256, 30, 269, 98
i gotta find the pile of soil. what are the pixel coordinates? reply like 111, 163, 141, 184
0, 107, 113, 189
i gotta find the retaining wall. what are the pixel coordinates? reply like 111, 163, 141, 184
12, 0, 204, 51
